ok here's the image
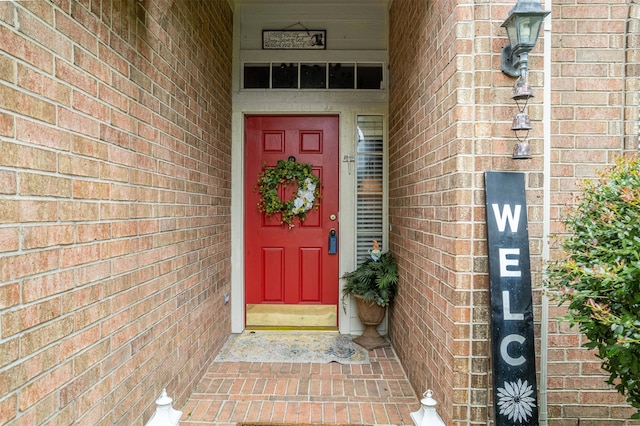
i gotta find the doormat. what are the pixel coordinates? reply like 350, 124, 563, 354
214, 332, 369, 364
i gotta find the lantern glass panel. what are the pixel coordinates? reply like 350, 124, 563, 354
503, 16, 519, 47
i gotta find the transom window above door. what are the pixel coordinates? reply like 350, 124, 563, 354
243, 62, 384, 90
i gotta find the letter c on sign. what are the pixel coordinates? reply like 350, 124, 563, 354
500, 334, 526, 366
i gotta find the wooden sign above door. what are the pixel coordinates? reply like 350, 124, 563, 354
263, 30, 326, 50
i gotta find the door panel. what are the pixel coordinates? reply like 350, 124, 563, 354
262, 248, 284, 301
244, 115, 339, 325
300, 247, 322, 301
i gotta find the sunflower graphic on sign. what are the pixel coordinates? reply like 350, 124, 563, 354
496, 379, 536, 423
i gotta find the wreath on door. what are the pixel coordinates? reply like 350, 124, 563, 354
256, 159, 321, 227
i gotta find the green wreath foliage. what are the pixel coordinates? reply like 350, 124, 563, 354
545, 156, 640, 418
256, 159, 321, 227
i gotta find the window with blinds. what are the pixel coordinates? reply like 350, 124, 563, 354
356, 115, 384, 262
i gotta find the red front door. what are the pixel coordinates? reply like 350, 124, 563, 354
244, 115, 339, 326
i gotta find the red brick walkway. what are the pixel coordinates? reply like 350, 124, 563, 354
179, 346, 419, 425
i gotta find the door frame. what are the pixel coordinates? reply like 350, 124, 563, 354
230, 101, 388, 336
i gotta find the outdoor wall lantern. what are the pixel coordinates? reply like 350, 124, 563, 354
501, 0, 550, 78
501, 0, 550, 159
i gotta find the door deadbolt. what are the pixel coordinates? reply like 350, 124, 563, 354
328, 228, 337, 254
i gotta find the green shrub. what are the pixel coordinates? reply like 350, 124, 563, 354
546, 156, 640, 418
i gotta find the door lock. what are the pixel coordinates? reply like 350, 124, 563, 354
329, 214, 337, 221
328, 228, 337, 254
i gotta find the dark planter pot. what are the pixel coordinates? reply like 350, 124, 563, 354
352, 294, 390, 350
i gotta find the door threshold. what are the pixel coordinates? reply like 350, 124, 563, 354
244, 325, 338, 332
246, 304, 337, 329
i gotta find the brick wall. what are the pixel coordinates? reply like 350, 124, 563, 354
0, 0, 232, 424
389, 0, 640, 425
545, 0, 640, 424
388, 0, 477, 424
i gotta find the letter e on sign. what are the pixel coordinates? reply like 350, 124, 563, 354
499, 248, 521, 277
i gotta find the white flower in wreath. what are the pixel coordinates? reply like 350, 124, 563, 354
293, 197, 305, 212
496, 379, 536, 423
292, 191, 313, 214
304, 178, 317, 192
303, 191, 315, 203
294, 182, 315, 209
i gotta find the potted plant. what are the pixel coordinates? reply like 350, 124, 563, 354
342, 241, 399, 349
